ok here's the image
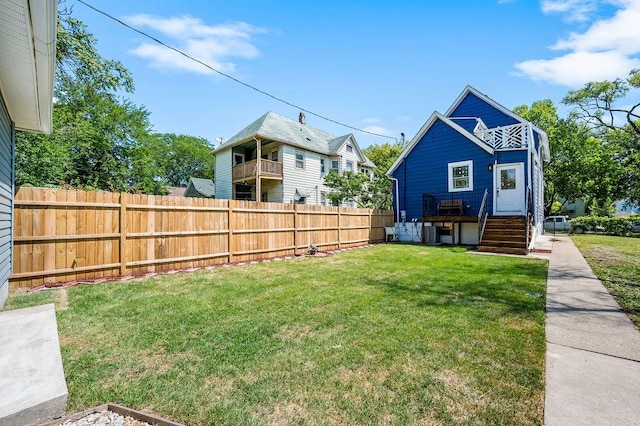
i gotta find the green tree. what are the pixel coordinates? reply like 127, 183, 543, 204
154, 133, 215, 187
323, 170, 392, 209
15, 12, 214, 195
563, 69, 640, 204
363, 142, 403, 174
514, 100, 623, 215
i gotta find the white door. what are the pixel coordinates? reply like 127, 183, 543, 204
495, 163, 525, 215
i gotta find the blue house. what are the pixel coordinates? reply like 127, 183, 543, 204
387, 86, 549, 254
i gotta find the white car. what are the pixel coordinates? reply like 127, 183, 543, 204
544, 216, 571, 232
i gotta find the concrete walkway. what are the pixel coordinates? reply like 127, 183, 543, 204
545, 236, 640, 425
0, 304, 68, 425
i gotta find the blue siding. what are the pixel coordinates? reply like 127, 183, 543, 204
0, 92, 13, 308
393, 118, 494, 219
496, 150, 530, 187
448, 93, 519, 129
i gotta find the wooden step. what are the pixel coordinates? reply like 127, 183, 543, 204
477, 246, 528, 255
478, 240, 527, 248
481, 232, 527, 241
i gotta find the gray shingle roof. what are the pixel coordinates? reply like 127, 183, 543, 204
214, 112, 374, 166
184, 178, 215, 198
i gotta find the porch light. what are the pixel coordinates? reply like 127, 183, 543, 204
488, 164, 493, 171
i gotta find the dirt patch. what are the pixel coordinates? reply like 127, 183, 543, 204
586, 246, 628, 266
272, 324, 315, 343
263, 401, 310, 426
435, 370, 487, 424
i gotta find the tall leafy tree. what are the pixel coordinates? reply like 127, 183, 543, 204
563, 69, 640, 205
16, 12, 151, 191
154, 133, 215, 187
514, 100, 623, 215
363, 142, 403, 174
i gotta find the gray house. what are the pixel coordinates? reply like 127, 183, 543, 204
213, 112, 374, 206
0, 0, 56, 307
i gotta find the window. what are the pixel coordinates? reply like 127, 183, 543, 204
346, 144, 353, 153
448, 160, 473, 192
320, 158, 326, 174
234, 153, 245, 165
331, 160, 339, 172
346, 161, 353, 172
271, 150, 278, 161
320, 192, 327, 206
295, 151, 304, 169
261, 192, 268, 202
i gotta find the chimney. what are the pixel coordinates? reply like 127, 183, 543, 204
299, 112, 306, 125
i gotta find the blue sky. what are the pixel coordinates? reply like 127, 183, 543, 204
70, 0, 640, 148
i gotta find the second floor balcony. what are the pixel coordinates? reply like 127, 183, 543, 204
474, 123, 531, 150
232, 159, 283, 182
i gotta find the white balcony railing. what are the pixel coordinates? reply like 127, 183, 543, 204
474, 123, 530, 150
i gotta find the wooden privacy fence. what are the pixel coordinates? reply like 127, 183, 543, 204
11, 187, 394, 289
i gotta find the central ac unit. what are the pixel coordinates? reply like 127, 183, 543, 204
424, 226, 437, 244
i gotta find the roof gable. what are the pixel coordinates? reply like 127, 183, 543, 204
386, 112, 493, 176
213, 111, 375, 166
445, 86, 550, 161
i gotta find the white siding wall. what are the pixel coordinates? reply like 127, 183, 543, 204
282, 145, 330, 205
214, 149, 232, 199
336, 140, 362, 174
0, 94, 13, 308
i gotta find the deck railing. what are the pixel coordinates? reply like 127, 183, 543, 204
475, 123, 530, 150
422, 191, 487, 217
477, 189, 489, 242
232, 159, 283, 181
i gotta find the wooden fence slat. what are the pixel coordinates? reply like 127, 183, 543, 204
119, 192, 127, 275
9, 188, 393, 289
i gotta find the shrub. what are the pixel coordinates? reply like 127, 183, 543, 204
570, 216, 636, 236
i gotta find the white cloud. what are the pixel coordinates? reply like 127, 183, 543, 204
515, 1, 640, 86
516, 51, 640, 86
551, 2, 640, 54
541, 0, 600, 22
362, 125, 392, 136
124, 14, 267, 75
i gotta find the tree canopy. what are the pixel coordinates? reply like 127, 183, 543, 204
515, 69, 640, 215
15, 12, 214, 195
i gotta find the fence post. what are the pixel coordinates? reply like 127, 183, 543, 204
228, 199, 234, 263
119, 192, 127, 276
368, 209, 373, 243
338, 207, 342, 249
43, 189, 56, 285
293, 203, 298, 256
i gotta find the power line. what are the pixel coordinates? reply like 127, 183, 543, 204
76, 0, 398, 142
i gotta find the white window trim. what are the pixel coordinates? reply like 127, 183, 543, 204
346, 160, 353, 172
295, 150, 305, 169
448, 160, 473, 192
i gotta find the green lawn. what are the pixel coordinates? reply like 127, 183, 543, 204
572, 235, 640, 328
7, 244, 548, 425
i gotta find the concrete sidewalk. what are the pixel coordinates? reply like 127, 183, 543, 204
545, 236, 640, 425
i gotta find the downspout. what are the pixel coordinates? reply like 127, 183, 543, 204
390, 177, 400, 223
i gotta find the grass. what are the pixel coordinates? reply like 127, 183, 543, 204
7, 244, 548, 425
572, 235, 640, 328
